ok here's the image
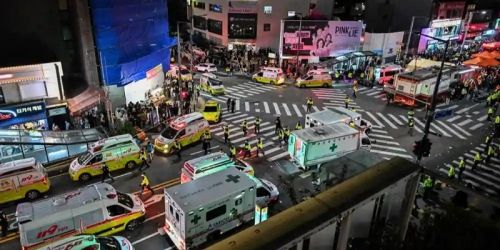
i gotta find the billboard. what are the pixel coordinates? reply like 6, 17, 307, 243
282, 20, 362, 57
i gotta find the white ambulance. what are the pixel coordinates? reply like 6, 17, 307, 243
16, 183, 145, 250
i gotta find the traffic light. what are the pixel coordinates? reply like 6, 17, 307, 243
413, 138, 432, 157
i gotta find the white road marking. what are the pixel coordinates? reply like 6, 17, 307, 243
282, 103, 292, 116
371, 144, 407, 152
292, 104, 303, 117
264, 147, 283, 155
446, 115, 462, 122
132, 232, 160, 245
263, 101, 270, 113
369, 149, 413, 159
469, 123, 484, 131
377, 113, 397, 129
430, 123, 451, 137
267, 151, 290, 161
477, 115, 488, 122
245, 102, 250, 112
235, 99, 240, 111
388, 114, 404, 126
435, 120, 465, 139
451, 124, 472, 137
189, 146, 220, 155
374, 139, 400, 145
225, 113, 248, 121
273, 102, 281, 115
366, 91, 382, 96
313, 106, 320, 112
364, 111, 384, 127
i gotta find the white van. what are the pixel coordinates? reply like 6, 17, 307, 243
180, 152, 254, 183
0, 158, 50, 204
16, 183, 145, 250
41, 235, 133, 250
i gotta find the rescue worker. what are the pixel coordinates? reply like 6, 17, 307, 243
275, 116, 282, 134
349, 120, 355, 128
241, 119, 248, 136
226, 98, 232, 112
202, 130, 212, 155
352, 85, 358, 98
335, 71, 340, 80
488, 106, 495, 121
472, 151, 482, 171
223, 124, 230, 144
408, 117, 415, 136
495, 115, 500, 135
138, 148, 150, 172
257, 138, 265, 157
173, 140, 182, 159
101, 164, 114, 183
295, 121, 303, 130
448, 166, 455, 179
139, 173, 154, 197
306, 97, 314, 112
457, 158, 465, 180
1, 211, 9, 237
229, 144, 237, 159
484, 134, 493, 153
486, 145, 496, 163
243, 140, 252, 158
344, 95, 350, 109
422, 176, 433, 200
278, 128, 285, 148
407, 109, 415, 120
254, 117, 261, 134
283, 127, 290, 145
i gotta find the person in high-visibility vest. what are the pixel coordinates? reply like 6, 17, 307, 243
140, 173, 154, 197
283, 127, 290, 145
349, 120, 355, 128
241, 119, 248, 136
254, 117, 261, 134
256, 138, 265, 157
344, 95, 350, 109
484, 135, 493, 153
229, 144, 236, 159
472, 151, 482, 171
486, 145, 496, 163
278, 129, 285, 148
243, 140, 252, 158
422, 176, 433, 200
352, 85, 358, 98
495, 115, 500, 136
202, 130, 212, 155
173, 140, 182, 159
448, 166, 456, 179
457, 158, 465, 180
407, 109, 415, 120
295, 121, 303, 130
408, 118, 415, 136
223, 124, 230, 144
488, 107, 495, 121
306, 97, 314, 113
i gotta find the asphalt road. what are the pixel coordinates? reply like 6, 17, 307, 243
0, 73, 498, 249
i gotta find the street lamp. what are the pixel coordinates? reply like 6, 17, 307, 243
403, 16, 428, 65
460, 10, 487, 54
415, 32, 450, 165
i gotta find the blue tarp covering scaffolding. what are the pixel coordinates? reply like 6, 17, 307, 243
90, 0, 176, 86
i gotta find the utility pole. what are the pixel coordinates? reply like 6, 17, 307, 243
403, 16, 428, 65
177, 21, 182, 66
294, 14, 303, 71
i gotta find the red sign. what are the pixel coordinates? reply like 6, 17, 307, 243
146, 64, 163, 79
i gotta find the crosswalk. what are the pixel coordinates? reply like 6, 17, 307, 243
439, 143, 500, 197
365, 126, 414, 160
311, 89, 363, 110
210, 112, 291, 162
200, 81, 280, 102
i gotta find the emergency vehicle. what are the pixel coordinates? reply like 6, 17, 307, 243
40, 235, 133, 250
68, 134, 143, 182
154, 112, 210, 154
305, 107, 373, 134
374, 64, 404, 85
0, 158, 50, 204
180, 152, 254, 183
384, 65, 473, 107
201, 100, 222, 123
16, 183, 145, 250
166, 65, 193, 81
199, 73, 225, 95
296, 69, 333, 88
252, 67, 285, 85
163, 168, 256, 250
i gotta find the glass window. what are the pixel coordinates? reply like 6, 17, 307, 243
117, 192, 134, 208
257, 187, 270, 197
107, 205, 128, 217
161, 126, 180, 139
207, 19, 223, 35
206, 205, 226, 221
68, 143, 88, 156
97, 237, 120, 250
209, 4, 222, 13
264, 6, 272, 14
228, 14, 257, 39
235, 198, 243, 206
46, 145, 69, 162
193, 1, 205, 9
175, 212, 180, 221
264, 23, 271, 32
193, 15, 207, 30
203, 106, 218, 112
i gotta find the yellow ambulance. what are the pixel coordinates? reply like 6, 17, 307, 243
0, 158, 50, 204
68, 134, 143, 182
296, 69, 333, 88
154, 112, 210, 154
252, 67, 285, 85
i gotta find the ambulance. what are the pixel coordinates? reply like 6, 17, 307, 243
252, 67, 285, 85
0, 158, 50, 204
16, 183, 145, 250
374, 64, 404, 85
199, 73, 225, 95
180, 152, 254, 183
40, 235, 133, 250
68, 134, 143, 182
155, 112, 210, 154
296, 69, 333, 88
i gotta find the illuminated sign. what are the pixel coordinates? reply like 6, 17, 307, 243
430, 18, 462, 28
0, 102, 47, 128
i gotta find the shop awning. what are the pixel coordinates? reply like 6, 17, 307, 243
67, 86, 106, 116
463, 57, 500, 67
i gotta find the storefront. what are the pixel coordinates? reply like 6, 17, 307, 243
418, 18, 462, 53
0, 101, 48, 130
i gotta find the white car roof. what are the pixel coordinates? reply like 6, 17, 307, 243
0, 157, 37, 175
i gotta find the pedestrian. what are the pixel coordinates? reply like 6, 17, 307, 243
407, 118, 414, 136
422, 176, 433, 200
472, 151, 482, 171
223, 124, 230, 144
278, 129, 285, 148
226, 98, 231, 112
138, 148, 150, 172
139, 173, 154, 197
306, 97, 313, 113
344, 95, 350, 109
283, 127, 290, 145
243, 140, 252, 158
146, 141, 154, 163
241, 119, 248, 136
229, 143, 236, 159
202, 130, 212, 155
0, 211, 8, 237
407, 109, 415, 120
495, 115, 500, 136
448, 166, 455, 179
295, 121, 303, 130
352, 85, 358, 98
254, 117, 261, 134
275, 116, 282, 134
484, 134, 493, 153
486, 145, 496, 163
256, 138, 265, 157
173, 140, 182, 159
457, 158, 465, 180
231, 99, 236, 113
101, 165, 114, 183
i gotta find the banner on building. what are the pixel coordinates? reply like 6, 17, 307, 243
282, 20, 362, 57
363, 32, 404, 58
